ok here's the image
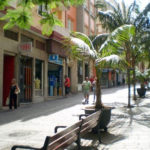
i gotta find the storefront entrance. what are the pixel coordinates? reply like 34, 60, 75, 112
19, 56, 32, 103
48, 63, 63, 96
3, 55, 15, 106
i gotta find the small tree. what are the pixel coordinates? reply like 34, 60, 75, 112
96, 0, 150, 101
68, 24, 135, 108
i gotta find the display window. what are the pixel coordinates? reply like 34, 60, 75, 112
48, 63, 63, 96
35, 59, 43, 96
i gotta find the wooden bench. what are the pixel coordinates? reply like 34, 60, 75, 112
11, 110, 101, 150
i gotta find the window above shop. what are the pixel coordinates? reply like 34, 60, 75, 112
4, 30, 18, 41
21, 34, 34, 46
36, 40, 45, 51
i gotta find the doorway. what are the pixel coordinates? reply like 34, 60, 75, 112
19, 57, 32, 103
3, 55, 15, 106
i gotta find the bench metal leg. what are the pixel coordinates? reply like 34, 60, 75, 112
98, 130, 101, 143
104, 126, 108, 132
76, 137, 81, 150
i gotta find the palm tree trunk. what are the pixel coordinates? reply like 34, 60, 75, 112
127, 68, 131, 107
132, 56, 137, 100
125, 43, 131, 107
95, 67, 103, 109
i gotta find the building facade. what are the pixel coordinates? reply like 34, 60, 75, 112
0, 4, 72, 108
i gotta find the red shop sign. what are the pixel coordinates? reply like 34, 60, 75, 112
19, 42, 32, 52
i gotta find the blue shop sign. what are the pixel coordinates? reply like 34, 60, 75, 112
49, 55, 63, 65
49, 54, 59, 61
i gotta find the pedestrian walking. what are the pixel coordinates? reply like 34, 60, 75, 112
82, 77, 91, 104
9, 78, 20, 110
122, 77, 125, 85
64, 75, 70, 96
90, 76, 94, 91
92, 77, 96, 103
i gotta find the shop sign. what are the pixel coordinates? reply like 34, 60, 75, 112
49, 54, 59, 61
49, 55, 63, 65
19, 42, 32, 52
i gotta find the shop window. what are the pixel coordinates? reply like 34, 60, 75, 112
36, 40, 45, 51
48, 63, 63, 96
4, 30, 18, 41
21, 34, 34, 46
35, 59, 43, 96
78, 61, 83, 84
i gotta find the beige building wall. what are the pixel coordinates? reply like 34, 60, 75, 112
0, 21, 50, 107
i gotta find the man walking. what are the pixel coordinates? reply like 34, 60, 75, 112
64, 75, 70, 96
82, 77, 91, 104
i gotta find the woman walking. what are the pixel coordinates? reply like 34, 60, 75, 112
9, 78, 19, 110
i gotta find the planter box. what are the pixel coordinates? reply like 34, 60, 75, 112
137, 88, 146, 98
84, 106, 112, 132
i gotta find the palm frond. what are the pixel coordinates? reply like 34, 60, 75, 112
99, 24, 136, 54
134, 3, 150, 28
71, 32, 95, 50
70, 37, 97, 58
92, 33, 109, 51
96, 54, 127, 70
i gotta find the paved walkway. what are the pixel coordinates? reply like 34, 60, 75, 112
0, 86, 150, 150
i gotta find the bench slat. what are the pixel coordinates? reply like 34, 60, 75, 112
50, 120, 82, 142
48, 127, 80, 149
48, 135, 77, 150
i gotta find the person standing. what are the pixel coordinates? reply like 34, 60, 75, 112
9, 78, 20, 110
82, 77, 91, 104
92, 77, 97, 103
90, 76, 94, 91
64, 75, 70, 96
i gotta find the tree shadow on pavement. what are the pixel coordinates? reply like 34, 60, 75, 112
0, 94, 83, 125
71, 131, 126, 150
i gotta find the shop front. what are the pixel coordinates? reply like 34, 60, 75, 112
48, 55, 63, 96
47, 31, 68, 97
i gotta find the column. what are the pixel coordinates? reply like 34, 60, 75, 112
32, 57, 35, 102
71, 59, 78, 93
44, 59, 48, 100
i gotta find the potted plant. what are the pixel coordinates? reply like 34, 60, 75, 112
136, 68, 150, 97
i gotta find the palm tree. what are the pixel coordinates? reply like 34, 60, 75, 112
96, 0, 150, 104
68, 24, 135, 108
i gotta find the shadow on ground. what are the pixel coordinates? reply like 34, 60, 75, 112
0, 94, 83, 125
